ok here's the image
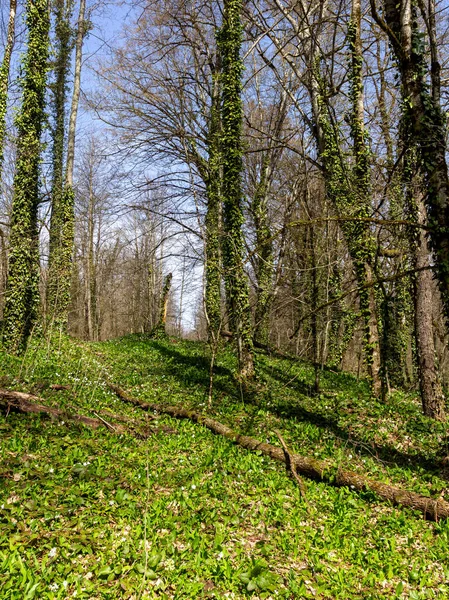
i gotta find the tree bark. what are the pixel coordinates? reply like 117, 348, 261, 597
348, 0, 382, 395
66, 0, 86, 190
0, 388, 106, 428
2, 0, 50, 352
85, 175, 96, 341
218, 0, 255, 380
47, 0, 74, 325
151, 273, 172, 337
375, 0, 449, 326
49, 0, 87, 329
297, 0, 382, 394
204, 53, 223, 343
411, 191, 445, 420
0, 0, 16, 179
252, 156, 274, 347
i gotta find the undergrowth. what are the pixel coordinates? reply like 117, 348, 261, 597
1, 333, 449, 599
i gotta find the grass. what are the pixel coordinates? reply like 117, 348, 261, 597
1, 333, 449, 598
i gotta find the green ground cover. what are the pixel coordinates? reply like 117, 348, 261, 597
1, 334, 449, 599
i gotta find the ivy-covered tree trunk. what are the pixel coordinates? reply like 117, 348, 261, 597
372, 0, 447, 418
218, 0, 255, 380
327, 256, 357, 369
204, 55, 223, 344
47, 0, 74, 325
375, 0, 449, 325
252, 157, 274, 348
347, 0, 382, 395
311, 2, 382, 395
85, 181, 97, 341
2, 0, 50, 352
0, 0, 17, 179
47, 0, 86, 328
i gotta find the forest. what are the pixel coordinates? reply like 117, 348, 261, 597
3, 0, 449, 598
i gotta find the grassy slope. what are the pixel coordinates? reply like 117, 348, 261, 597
1, 334, 449, 599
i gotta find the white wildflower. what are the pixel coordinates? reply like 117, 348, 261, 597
49, 547, 57, 558
49, 583, 59, 592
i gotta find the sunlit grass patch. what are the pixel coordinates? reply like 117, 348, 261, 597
1, 334, 449, 598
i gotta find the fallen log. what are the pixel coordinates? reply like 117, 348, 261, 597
0, 389, 171, 439
110, 384, 449, 520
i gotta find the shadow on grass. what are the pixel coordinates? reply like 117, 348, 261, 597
258, 362, 446, 479
149, 340, 447, 480
151, 341, 238, 400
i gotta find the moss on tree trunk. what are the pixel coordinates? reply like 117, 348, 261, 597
2, 0, 50, 352
217, 0, 254, 381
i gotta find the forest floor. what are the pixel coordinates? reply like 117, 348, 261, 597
1, 334, 449, 599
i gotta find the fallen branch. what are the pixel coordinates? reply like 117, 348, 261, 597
110, 384, 449, 520
0, 389, 107, 429
93, 412, 117, 432
0, 389, 173, 440
273, 428, 307, 500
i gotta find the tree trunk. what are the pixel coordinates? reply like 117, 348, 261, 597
47, 0, 75, 325
151, 272, 172, 337
374, 0, 446, 418
51, 0, 87, 329
252, 91, 288, 348
253, 157, 274, 348
411, 188, 445, 420
348, 0, 382, 396
375, 0, 449, 326
85, 179, 96, 341
218, 0, 255, 381
302, 0, 382, 394
0, 0, 17, 179
2, 0, 50, 352
204, 54, 223, 343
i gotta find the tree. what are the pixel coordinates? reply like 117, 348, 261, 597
47, 0, 87, 327
2, 0, 50, 351
0, 0, 17, 181
46, 0, 74, 325
218, 0, 255, 380
369, 0, 447, 418
372, 0, 449, 326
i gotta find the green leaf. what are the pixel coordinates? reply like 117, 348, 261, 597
239, 572, 250, 584
97, 565, 112, 578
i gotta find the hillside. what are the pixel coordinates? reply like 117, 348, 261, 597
1, 335, 449, 599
